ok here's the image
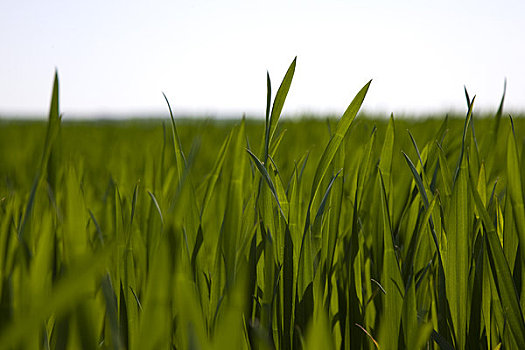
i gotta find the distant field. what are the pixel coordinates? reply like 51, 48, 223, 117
2, 115, 522, 194
1, 63, 524, 349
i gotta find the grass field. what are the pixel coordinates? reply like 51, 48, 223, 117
1, 60, 524, 349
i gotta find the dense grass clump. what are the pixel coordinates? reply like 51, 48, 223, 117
1, 61, 524, 349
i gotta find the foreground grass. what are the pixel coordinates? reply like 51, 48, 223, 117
1, 62, 524, 349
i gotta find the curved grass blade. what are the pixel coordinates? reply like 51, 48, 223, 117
311, 169, 342, 245
246, 148, 286, 222
147, 190, 164, 226
494, 79, 507, 138
268, 57, 296, 152
310, 80, 371, 206
269, 128, 287, 160
403, 151, 449, 341
453, 96, 475, 185
162, 92, 186, 183
296, 169, 341, 338
355, 323, 379, 349
268, 156, 290, 220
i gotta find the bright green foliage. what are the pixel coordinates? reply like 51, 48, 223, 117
1, 64, 525, 349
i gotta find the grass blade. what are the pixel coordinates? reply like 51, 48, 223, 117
268, 57, 296, 153
163, 92, 186, 183
506, 119, 525, 262
470, 169, 525, 348
310, 80, 371, 206
246, 148, 285, 221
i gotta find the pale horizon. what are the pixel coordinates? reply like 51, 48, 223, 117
1, 0, 524, 119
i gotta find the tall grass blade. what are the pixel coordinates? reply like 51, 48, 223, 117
470, 172, 525, 348
494, 79, 507, 138
378, 169, 404, 350
268, 57, 296, 152
506, 120, 525, 262
163, 92, 186, 183
310, 80, 371, 206
444, 151, 469, 349
246, 149, 285, 220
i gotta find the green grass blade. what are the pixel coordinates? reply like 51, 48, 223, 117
220, 121, 247, 285
470, 170, 525, 348
444, 154, 469, 349
493, 79, 506, 138
18, 72, 62, 260
200, 131, 232, 218
268, 156, 290, 219
41, 69, 61, 169
269, 128, 287, 160
147, 190, 164, 226
101, 274, 122, 349
324, 146, 344, 281
402, 151, 449, 340
268, 57, 296, 151
246, 148, 285, 221
283, 225, 294, 350
263, 71, 272, 161
453, 96, 475, 185
311, 170, 341, 249
310, 80, 371, 206
162, 92, 186, 183
378, 169, 404, 350
137, 239, 173, 349
378, 114, 395, 211
436, 143, 452, 198
431, 330, 455, 350
506, 120, 525, 262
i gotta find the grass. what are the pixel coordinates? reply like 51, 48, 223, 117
0, 59, 524, 349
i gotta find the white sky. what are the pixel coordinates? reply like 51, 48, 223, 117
1, 0, 524, 118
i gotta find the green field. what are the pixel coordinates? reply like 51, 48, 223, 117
1, 61, 525, 349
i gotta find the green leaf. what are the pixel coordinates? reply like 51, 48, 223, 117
453, 96, 474, 185
163, 92, 186, 183
268, 57, 296, 154
147, 190, 164, 226
200, 131, 232, 218
378, 169, 404, 350
506, 120, 525, 262
18, 71, 62, 260
310, 80, 371, 206
444, 157, 469, 350
246, 148, 286, 221
283, 225, 294, 350
101, 274, 122, 349
378, 114, 395, 212
493, 79, 507, 138
136, 238, 174, 350
264, 71, 272, 159
470, 169, 525, 348
220, 121, 247, 284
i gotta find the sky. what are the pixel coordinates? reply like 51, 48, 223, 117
1, 0, 524, 119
